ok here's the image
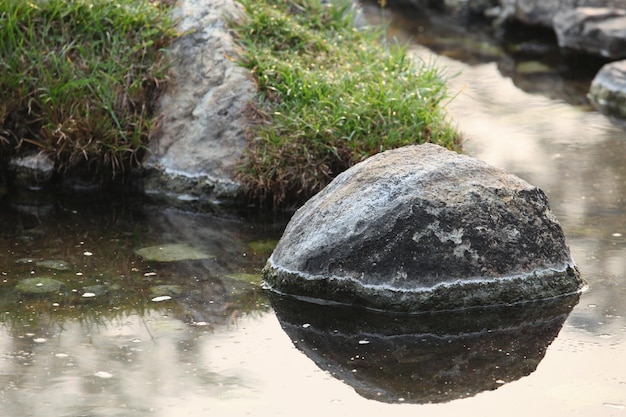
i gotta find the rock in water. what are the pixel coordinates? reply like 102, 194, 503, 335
263, 144, 584, 312
588, 60, 626, 123
16, 277, 66, 295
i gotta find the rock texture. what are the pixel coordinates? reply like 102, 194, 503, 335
142, 0, 255, 203
264, 144, 584, 312
497, 0, 626, 28
554, 7, 626, 59
588, 59, 626, 121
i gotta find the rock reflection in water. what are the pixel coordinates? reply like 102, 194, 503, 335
0, 193, 284, 337
270, 293, 580, 404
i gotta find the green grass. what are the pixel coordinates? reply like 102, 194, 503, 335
232, 0, 462, 207
0, 0, 177, 182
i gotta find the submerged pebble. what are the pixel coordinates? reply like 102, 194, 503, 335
81, 285, 109, 298
35, 260, 71, 271
134, 243, 211, 262
149, 285, 182, 298
15, 258, 36, 265
15, 277, 66, 295
225, 273, 262, 285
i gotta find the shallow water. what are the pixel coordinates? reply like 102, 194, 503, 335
2, 5, 626, 417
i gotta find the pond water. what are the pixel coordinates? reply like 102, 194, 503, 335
2, 4, 626, 417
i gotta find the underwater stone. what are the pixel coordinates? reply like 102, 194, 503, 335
225, 273, 263, 286
36, 259, 72, 271
150, 285, 183, 298
134, 243, 211, 262
81, 285, 109, 298
16, 277, 66, 295
263, 144, 585, 312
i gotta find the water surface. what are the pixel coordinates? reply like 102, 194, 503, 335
1, 4, 626, 417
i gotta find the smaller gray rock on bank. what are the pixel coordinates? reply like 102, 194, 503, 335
264, 144, 584, 312
142, 0, 255, 203
588, 59, 626, 123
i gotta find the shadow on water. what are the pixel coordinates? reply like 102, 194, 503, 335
270, 292, 580, 404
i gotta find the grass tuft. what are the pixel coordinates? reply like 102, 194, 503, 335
0, 0, 177, 183
232, 0, 461, 207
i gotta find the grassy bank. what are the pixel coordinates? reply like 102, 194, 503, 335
0, 0, 176, 183
233, 0, 461, 206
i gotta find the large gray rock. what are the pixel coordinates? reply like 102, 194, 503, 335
554, 7, 626, 58
263, 144, 584, 312
142, 0, 255, 203
588, 59, 626, 122
497, 0, 626, 28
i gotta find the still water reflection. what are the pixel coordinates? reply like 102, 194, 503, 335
2, 5, 626, 417
271, 294, 579, 404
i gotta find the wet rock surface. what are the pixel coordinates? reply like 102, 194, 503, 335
589, 59, 626, 122
264, 144, 584, 312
